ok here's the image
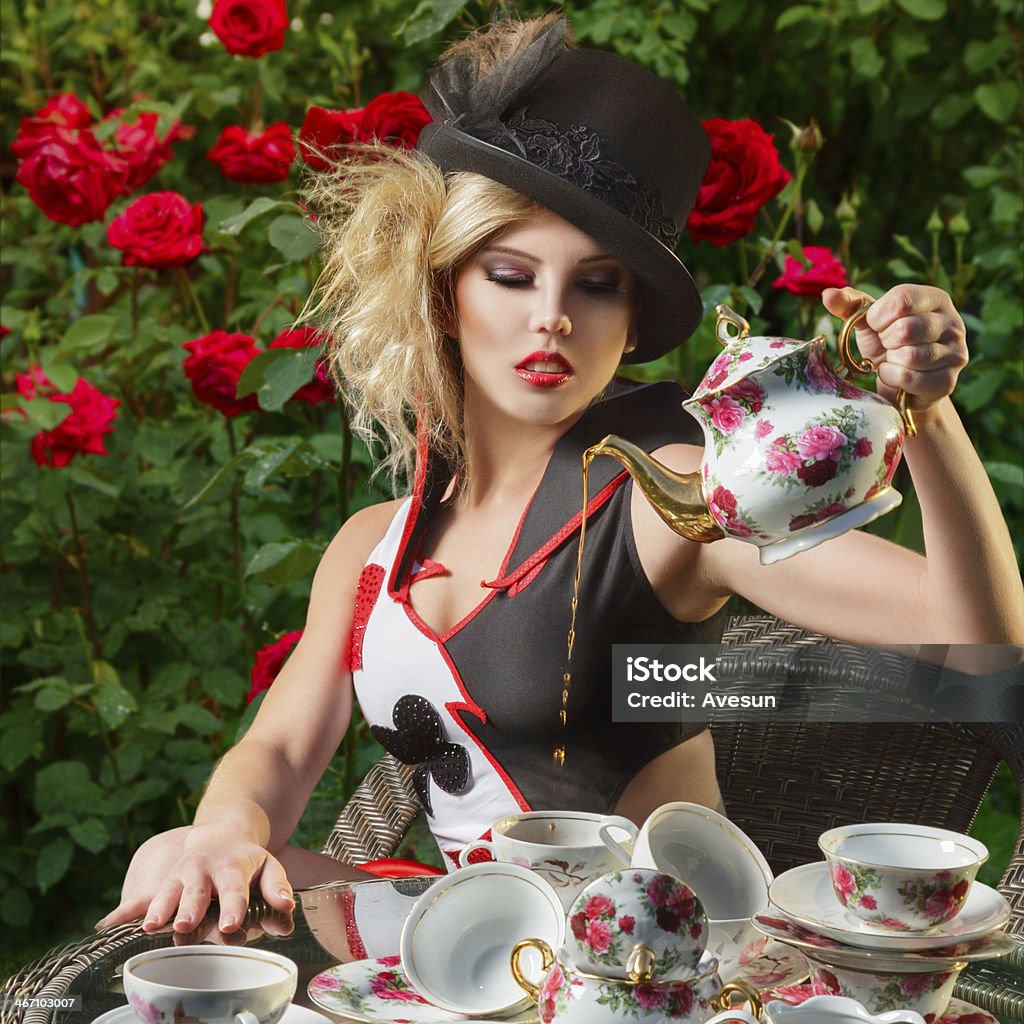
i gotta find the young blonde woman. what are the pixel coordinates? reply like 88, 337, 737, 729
100, 15, 1022, 937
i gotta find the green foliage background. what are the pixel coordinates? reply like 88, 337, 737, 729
1, 0, 1020, 968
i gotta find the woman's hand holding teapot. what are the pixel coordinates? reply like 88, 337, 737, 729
821, 284, 968, 420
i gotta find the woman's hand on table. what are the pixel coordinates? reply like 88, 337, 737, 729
96, 824, 295, 934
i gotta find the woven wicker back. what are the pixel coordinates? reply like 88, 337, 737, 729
713, 615, 1024, 935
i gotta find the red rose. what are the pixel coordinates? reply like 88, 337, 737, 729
269, 327, 335, 404
12, 93, 95, 160
299, 92, 431, 170
107, 191, 204, 269
773, 245, 849, 297
210, 0, 288, 57
182, 330, 260, 417
15, 368, 119, 468
796, 457, 839, 487
208, 123, 296, 183
248, 629, 302, 702
359, 91, 432, 149
107, 109, 190, 190
15, 126, 127, 226
687, 118, 792, 245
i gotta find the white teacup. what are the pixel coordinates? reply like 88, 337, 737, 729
459, 810, 638, 909
400, 861, 565, 1017
123, 946, 297, 1024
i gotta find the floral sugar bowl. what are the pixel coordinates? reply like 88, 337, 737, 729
589, 303, 914, 565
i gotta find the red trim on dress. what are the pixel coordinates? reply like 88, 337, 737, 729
348, 563, 385, 672
483, 471, 628, 591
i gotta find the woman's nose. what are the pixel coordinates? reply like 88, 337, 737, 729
530, 303, 572, 337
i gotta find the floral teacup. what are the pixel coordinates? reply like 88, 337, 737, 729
565, 868, 708, 981
803, 952, 965, 1021
819, 823, 987, 931
511, 939, 763, 1024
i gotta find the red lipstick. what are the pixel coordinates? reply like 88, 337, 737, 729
515, 350, 574, 388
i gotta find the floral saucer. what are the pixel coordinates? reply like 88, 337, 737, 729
753, 912, 1017, 970
723, 939, 809, 990
763, 989, 997, 1024
768, 864, 1010, 951
92, 1006, 331, 1024
308, 956, 539, 1024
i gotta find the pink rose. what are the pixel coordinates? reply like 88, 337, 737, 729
754, 419, 774, 440
815, 502, 848, 522
797, 424, 847, 462
708, 485, 739, 525
618, 914, 635, 934
858, 894, 878, 910
584, 894, 615, 919
925, 888, 955, 921
830, 864, 856, 904
585, 918, 612, 954
805, 350, 838, 393
765, 443, 802, 476
703, 394, 746, 433
703, 353, 732, 390
728, 376, 764, 412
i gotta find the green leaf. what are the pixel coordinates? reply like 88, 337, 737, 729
737, 286, 764, 316
94, 680, 138, 729
974, 81, 1020, 123
62, 314, 118, 353
182, 449, 255, 510
849, 37, 885, 79
240, 348, 320, 412
0, 886, 32, 927
930, 92, 974, 130
955, 366, 1006, 413
18, 397, 71, 430
70, 464, 121, 498
984, 460, 1024, 489
894, 0, 946, 19
37, 836, 74, 892
775, 5, 818, 29
805, 198, 824, 236
35, 679, 75, 712
267, 214, 320, 263
0, 711, 42, 771
69, 818, 110, 853
175, 703, 223, 736
35, 761, 106, 816
218, 197, 293, 236
245, 539, 322, 585
856, 0, 884, 12
398, 0, 467, 46
962, 165, 1005, 189
892, 234, 928, 264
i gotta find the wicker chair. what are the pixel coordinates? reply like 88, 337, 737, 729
5, 616, 1022, 1021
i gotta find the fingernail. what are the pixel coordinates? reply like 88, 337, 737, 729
144, 915, 159, 928
95, 917, 108, 930
174, 912, 193, 929
278, 889, 294, 903
221, 913, 238, 929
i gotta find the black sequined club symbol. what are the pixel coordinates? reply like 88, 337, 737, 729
369, 694, 470, 816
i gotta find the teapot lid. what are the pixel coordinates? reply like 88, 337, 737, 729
685, 305, 822, 404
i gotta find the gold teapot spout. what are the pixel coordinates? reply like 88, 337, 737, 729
585, 434, 724, 543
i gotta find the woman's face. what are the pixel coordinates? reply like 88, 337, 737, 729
453, 209, 637, 433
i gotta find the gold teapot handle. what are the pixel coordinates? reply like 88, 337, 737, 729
510, 937, 555, 1002
837, 300, 917, 437
710, 979, 764, 1019
715, 305, 751, 345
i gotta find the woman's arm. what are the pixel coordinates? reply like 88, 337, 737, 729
98, 499, 402, 933
634, 285, 1024, 646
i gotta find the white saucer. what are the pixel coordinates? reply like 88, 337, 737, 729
308, 956, 538, 1024
92, 1004, 331, 1024
768, 862, 1010, 951
753, 910, 1017, 971
724, 940, 809, 990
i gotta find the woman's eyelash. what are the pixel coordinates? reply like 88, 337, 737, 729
486, 272, 532, 287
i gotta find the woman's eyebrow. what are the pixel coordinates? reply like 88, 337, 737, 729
481, 244, 618, 265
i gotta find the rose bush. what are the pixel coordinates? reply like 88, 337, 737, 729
1, 0, 1019, 968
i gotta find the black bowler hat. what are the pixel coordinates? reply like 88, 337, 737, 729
418, 19, 710, 363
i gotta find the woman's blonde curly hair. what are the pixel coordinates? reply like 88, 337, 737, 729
303, 14, 564, 494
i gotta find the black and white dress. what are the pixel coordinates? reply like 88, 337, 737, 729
349, 381, 725, 867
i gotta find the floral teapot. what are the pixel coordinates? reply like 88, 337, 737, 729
589, 303, 916, 565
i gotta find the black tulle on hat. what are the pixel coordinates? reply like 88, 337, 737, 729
418, 18, 710, 363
